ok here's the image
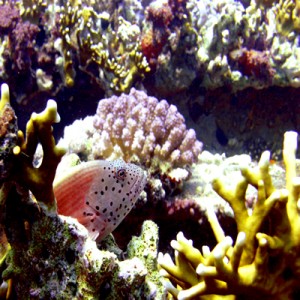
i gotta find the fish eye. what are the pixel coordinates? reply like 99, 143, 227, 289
115, 168, 126, 181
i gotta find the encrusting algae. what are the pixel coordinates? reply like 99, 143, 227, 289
0, 83, 163, 299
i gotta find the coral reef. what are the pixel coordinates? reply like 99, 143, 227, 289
59, 88, 202, 176
229, 48, 275, 83
0, 84, 164, 298
2, 0, 300, 102
57, 1, 150, 92
0, 83, 16, 279
141, 0, 199, 96
0, 4, 40, 100
0, 0, 300, 105
0, 0, 150, 112
3, 206, 119, 298
0, 84, 18, 184
0, 0, 300, 161
274, 0, 300, 35
3, 210, 163, 298
93, 88, 202, 170
116, 220, 166, 299
55, 88, 204, 254
0, 5, 19, 35
185, 0, 300, 89
186, 85, 300, 159
159, 131, 300, 299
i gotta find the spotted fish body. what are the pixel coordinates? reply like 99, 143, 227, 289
53, 160, 146, 241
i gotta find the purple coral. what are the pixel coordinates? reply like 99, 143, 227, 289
11, 21, 39, 71
93, 88, 202, 169
0, 4, 39, 72
0, 5, 20, 35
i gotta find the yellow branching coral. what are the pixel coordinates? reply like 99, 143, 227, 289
256, 0, 300, 36
275, 0, 300, 35
56, 1, 150, 93
82, 16, 150, 93
12, 89, 66, 209
158, 131, 300, 299
19, 0, 47, 22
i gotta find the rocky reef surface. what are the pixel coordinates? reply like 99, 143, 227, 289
0, 80, 299, 299
0, 0, 299, 299
0, 84, 165, 299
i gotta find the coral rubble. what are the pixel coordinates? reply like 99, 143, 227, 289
159, 131, 300, 299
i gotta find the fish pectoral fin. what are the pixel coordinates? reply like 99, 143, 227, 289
77, 213, 106, 241
88, 229, 100, 241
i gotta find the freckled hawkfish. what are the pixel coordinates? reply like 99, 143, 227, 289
53, 160, 147, 241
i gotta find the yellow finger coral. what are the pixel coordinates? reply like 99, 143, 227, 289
12, 90, 66, 209
275, 0, 300, 35
159, 131, 300, 299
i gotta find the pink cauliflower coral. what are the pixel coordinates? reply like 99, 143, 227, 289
93, 88, 202, 170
